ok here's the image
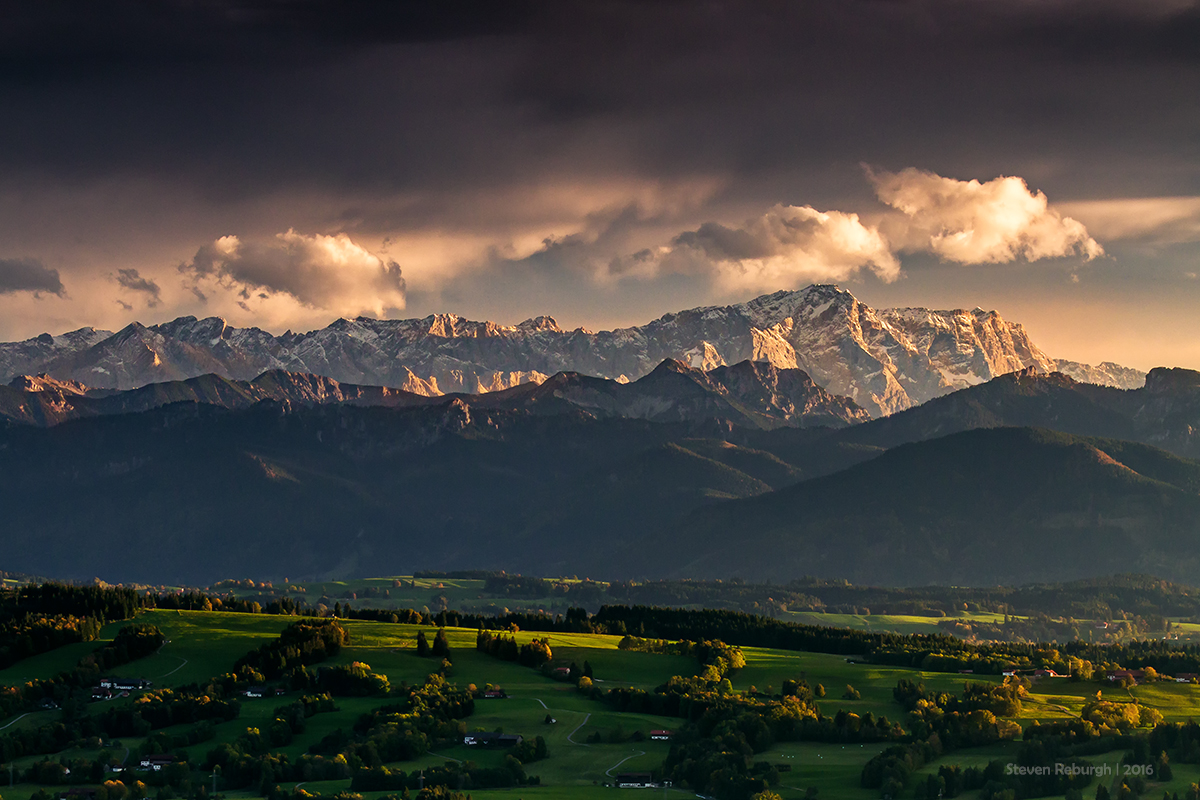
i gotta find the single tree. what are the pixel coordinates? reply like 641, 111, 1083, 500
432, 628, 451, 658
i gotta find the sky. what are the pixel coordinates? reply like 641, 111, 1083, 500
0, 0, 1198, 371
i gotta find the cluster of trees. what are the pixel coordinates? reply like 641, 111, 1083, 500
658, 688, 898, 800
894, 679, 1026, 721
894, 692, 1022, 750
204, 674, 476, 794
415, 629, 451, 660
0, 613, 103, 670
662, 722, 781, 800
263, 693, 339, 747
87, 624, 165, 671
865, 682, 1173, 799
0, 584, 145, 621
234, 620, 349, 680
475, 630, 552, 668
616, 635, 746, 680
308, 663, 391, 697
482, 575, 551, 599
349, 758, 541, 793
100, 686, 241, 736
939, 613, 1170, 645
863, 680, 1027, 797
1078, 696, 1164, 734
275, 780, 472, 800
1147, 721, 1200, 764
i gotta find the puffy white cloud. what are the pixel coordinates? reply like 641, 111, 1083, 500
872, 168, 1103, 264
598, 169, 1100, 294
614, 204, 899, 291
180, 229, 406, 317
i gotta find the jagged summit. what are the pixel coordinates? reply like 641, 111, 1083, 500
0, 286, 1140, 416
648, 357, 692, 375
517, 315, 561, 332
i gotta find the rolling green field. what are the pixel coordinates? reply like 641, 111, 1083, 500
3, 609, 1200, 800
214, 575, 1200, 645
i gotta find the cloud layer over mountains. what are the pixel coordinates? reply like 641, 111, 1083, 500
605, 170, 1102, 292
0, 0, 1196, 369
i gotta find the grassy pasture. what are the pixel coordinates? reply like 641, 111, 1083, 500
1021, 677, 1200, 723
108, 610, 299, 687
7, 610, 1200, 800
732, 647, 1000, 720
0, 640, 113, 688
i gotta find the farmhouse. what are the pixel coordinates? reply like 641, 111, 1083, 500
1107, 669, 1145, 682
615, 773, 657, 788
551, 667, 572, 678
650, 730, 672, 740
99, 678, 152, 692
463, 732, 523, 747
1032, 669, 1067, 679
138, 755, 175, 771
481, 689, 507, 699
1175, 673, 1199, 683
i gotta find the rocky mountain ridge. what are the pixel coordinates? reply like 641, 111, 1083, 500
1053, 359, 1146, 390
0, 358, 870, 430
0, 285, 1143, 416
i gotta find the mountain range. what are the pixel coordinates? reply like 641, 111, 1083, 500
0, 285, 1145, 417
3, 283, 1194, 588
0, 358, 870, 430
2, 358, 1200, 586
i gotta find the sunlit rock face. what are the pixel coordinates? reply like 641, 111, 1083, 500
0, 285, 1075, 416
1053, 359, 1146, 390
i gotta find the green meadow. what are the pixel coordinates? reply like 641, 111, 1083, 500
4, 609, 1200, 800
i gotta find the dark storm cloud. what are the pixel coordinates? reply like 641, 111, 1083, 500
0, 0, 536, 69
114, 268, 161, 307
1, 0, 1197, 206
0, 257, 64, 297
